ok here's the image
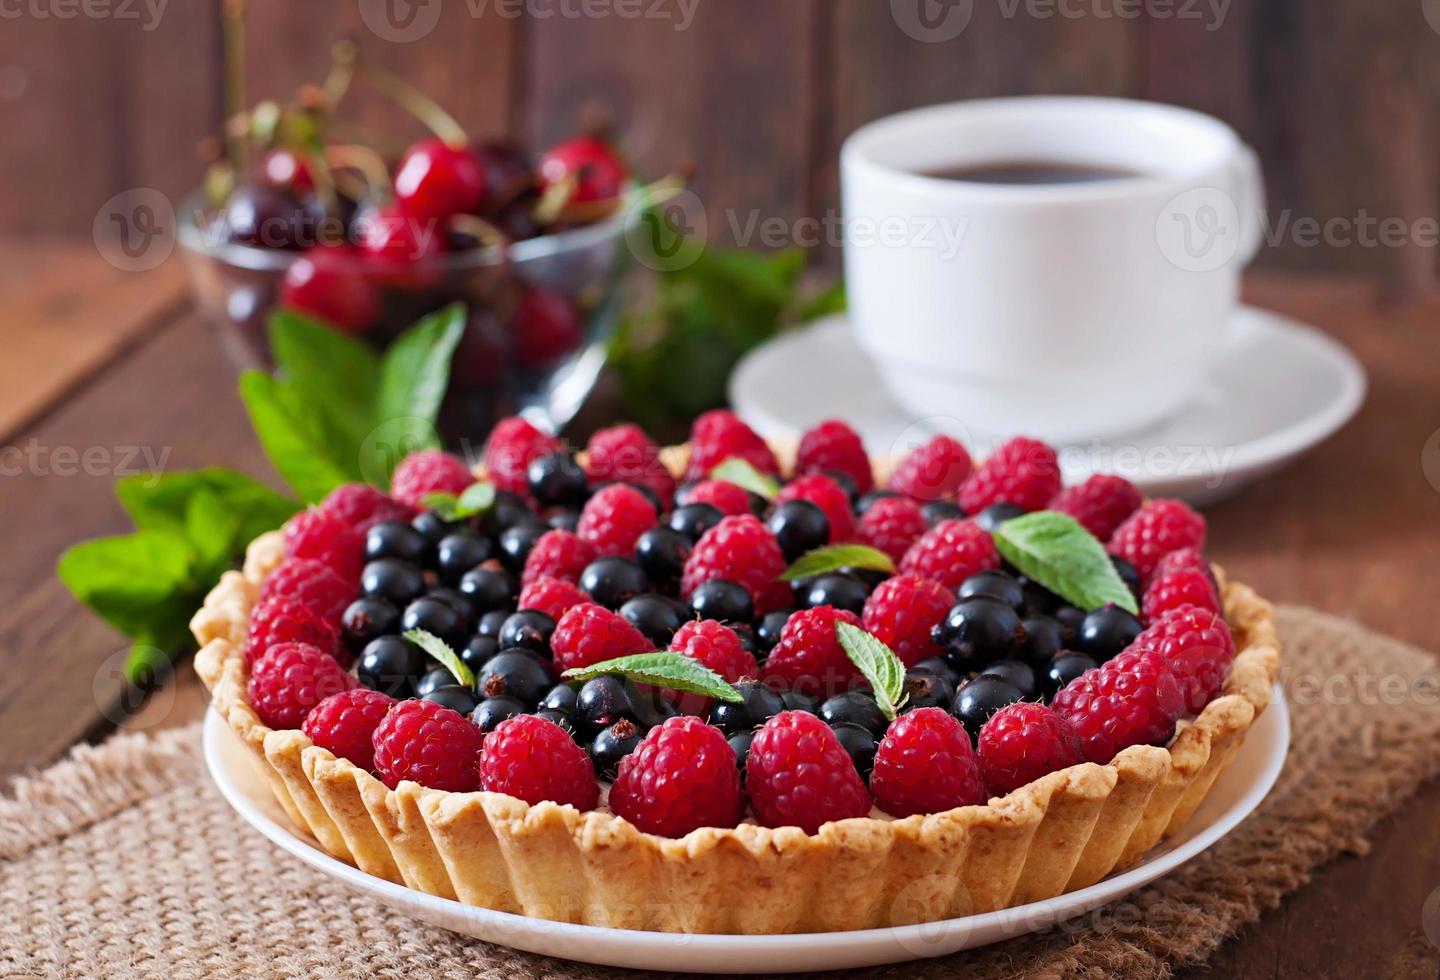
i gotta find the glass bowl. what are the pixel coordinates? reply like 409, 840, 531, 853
177, 192, 636, 443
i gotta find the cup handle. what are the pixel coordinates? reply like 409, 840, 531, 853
1233, 143, 1266, 266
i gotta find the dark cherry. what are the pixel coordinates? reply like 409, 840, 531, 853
360, 559, 425, 606
470, 695, 527, 733
458, 567, 519, 614
958, 570, 1025, 610
688, 578, 754, 624
436, 533, 493, 585
635, 527, 690, 587
668, 503, 723, 542
1076, 604, 1144, 662
497, 610, 557, 655
801, 574, 868, 616
341, 597, 399, 654
538, 135, 629, 204
766, 499, 830, 561
954, 676, 1025, 739
579, 557, 652, 609
222, 183, 320, 249
830, 722, 879, 779
818, 691, 888, 738
527, 452, 589, 508
357, 636, 426, 699
618, 594, 686, 646
1044, 651, 1099, 698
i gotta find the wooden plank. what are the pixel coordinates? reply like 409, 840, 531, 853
0, 310, 274, 777
0, 247, 188, 440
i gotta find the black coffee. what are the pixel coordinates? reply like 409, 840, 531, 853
923, 160, 1142, 185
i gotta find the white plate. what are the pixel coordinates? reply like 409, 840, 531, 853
729, 307, 1365, 505
205, 690, 1288, 973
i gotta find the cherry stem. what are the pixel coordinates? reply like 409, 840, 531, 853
532, 174, 577, 226
448, 214, 509, 250
326, 144, 393, 203
222, 0, 248, 171
354, 56, 469, 148
322, 41, 357, 112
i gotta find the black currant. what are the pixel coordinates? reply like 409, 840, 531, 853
755, 609, 794, 655
400, 597, 467, 649
1017, 614, 1066, 669
980, 658, 1039, 700
364, 521, 428, 564
921, 500, 965, 527
975, 502, 1026, 532
423, 685, 481, 716
357, 635, 426, 699
470, 695, 526, 732
1044, 651, 1098, 698
801, 573, 868, 615
527, 452, 588, 508
341, 597, 399, 653
707, 680, 784, 736
436, 533, 493, 585
780, 690, 820, 713
461, 634, 499, 674
900, 669, 956, 712
575, 676, 672, 737
476, 608, 510, 638
819, 691, 888, 737
958, 570, 1025, 610
411, 510, 461, 546
668, 502, 723, 541
487, 490, 535, 533
415, 667, 455, 699
1111, 555, 1142, 597
533, 708, 578, 739
497, 609, 556, 655
635, 527, 690, 587
934, 596, 1026, 669
579, 557, 652, 609
855, 489, 897, 515
458, 567, 518, 614
477, 649, 557, 706
728, 730, 755, 773
360, 559, 425, 606
954, 676, 1024, 739
688, 579, 754, 624
590, 719, 644, 779
830, 722, 878, 778
539, 682, 579, 714
546, 508, 580, 533
1076, 604, 1143, 661
619, 593, 686, 645
766, 499, 830, 561
497, 521, 547, 574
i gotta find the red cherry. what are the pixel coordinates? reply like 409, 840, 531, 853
261, 149, 315, 193
452, 309, 511, 384
512, 286, 582, 369
538, 136, 628, 204
279, 246, 382, 334
394, 138, 487, 219
355, 205, 446, 290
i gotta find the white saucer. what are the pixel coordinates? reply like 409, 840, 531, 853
204, 693, 1288, 973
730, 307, 1365, 505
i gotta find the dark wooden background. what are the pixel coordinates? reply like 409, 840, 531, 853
3, 0, 1439, 292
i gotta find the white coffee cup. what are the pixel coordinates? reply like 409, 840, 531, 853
840, 96, 1265, 443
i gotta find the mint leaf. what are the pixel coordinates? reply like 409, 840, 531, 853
834, 621, 908, 720
371, 304, 466, 474
57, 531, 197, 642
404, 629, 476, 688
269, 310, 380, 451
117, 468, 298, 545
709, 457, 780, 500
562, 652, 744, 703
422, 481, 494, 521
184, 488, 243, 576
240, 370, 359, 502
993, 511, 1138, 615
780, 544, 895, 582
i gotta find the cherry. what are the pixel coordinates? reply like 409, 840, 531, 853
511, 286, 582, 369
538, 136, 628, 204
394, 138, 487, 220
475, 141, 535, 211
451, 309, 511, 384
222, 183, 321, 250
354, 204, 446, 289
261, 149, 314, 193
279, 245, 382, 334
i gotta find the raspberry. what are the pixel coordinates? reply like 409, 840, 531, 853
257, 558, 356, 623
870, 707, 986, 817
856, 495, 928, 564
551, 601, 652, 672
583, 423, 676, 511
484, 416, 561, 496
1048, 474, 1142, 541
898, 519, 1001, 591
282, 508, 363, 582
479, 715, 598, 810
389, 449, 475, 508
761, 606, 865, 697
521, 529, 596, 586
776, 473, 855, 542
243, 595, 345, 667
977, 702, 1084, 797
960, 437, 1061, 514
682, 479, 753, 517
1051, 645, 1185, 763
1108, 498, 1207, 584
887, 435, 972, 501
247, 642, 358, 730
861, 574, 953, 666
319, 483, 415, 533
1142, 548, 1221, 622
747, 711, 871, 833
371, 699, 483, 792
576, 483, 657, 557
662, 619, 760, 714
680, 514, 790, 615
684, 409, 779, 483
517, 575, 591, 620
1132, 603, 1234, 716
796, 419, 873, 493
302, 688, 395, 771
610, 716, 745, 837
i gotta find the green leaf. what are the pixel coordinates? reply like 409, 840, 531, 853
421, 481, 495, 521
117, 468, 299, 545
57, 531, 198, 643
993, 510, 1139, 615
561, 652, 743, 703
184, 488, 243, 577
268, 310, 380, 450
239, 370, 359, 502
371, 304, 466, 474
709, 457, 780, 500
404, 629, 476, 689
834, 621, 908, 721
780, 544, 895, 582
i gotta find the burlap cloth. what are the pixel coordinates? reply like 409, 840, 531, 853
3, 607, 1439, 979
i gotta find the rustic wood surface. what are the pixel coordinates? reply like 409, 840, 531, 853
2, 246, 1438, 974
4, 2, 1440, 290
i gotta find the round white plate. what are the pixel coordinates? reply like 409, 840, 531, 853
205, 690, 1288, 973
729, 307, 1365, 505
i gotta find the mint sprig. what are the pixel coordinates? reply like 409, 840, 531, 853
422, 481, 495, 521
404, 629, 475, 689
708, 457, 780, 500
993, 510, 1138, 615
562, 652, 744, 703
834, 622, 908, 720
780, 543, 895, 582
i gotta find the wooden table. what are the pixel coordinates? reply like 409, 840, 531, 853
2, 246, 1437, 976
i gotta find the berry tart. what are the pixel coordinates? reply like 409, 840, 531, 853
194, 413, 1279, 934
